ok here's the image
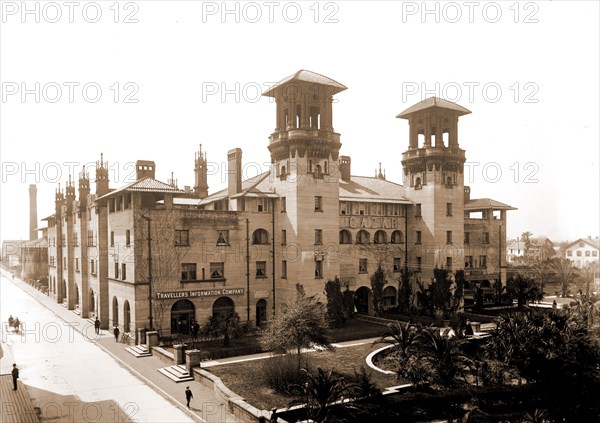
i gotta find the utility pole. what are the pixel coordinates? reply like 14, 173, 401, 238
246, 218, 250, 322
141, 215, 153, 331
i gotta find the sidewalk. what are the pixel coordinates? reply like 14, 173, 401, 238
1, 270, 243, 423
1, 342, 40, 423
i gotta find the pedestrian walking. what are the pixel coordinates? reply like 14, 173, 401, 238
94, 318, 101, 334
113, 325, 120, 342
185, 386, 193, 409
552, 300, 557, 310
12, 363, 19, 390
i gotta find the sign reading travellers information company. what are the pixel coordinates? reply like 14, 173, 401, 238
156, 288, 245, 300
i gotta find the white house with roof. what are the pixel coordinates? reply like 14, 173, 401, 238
564, 237, 600, 268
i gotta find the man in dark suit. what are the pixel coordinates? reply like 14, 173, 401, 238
12, 363, 19, 390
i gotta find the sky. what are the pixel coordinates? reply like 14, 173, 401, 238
1, 0, 599, 244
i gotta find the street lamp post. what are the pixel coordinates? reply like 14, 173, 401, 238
141, 215, 154, 331
498, 222, 502, 303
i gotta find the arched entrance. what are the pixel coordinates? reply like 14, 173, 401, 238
123, 300, 131, 333
112, 297, 119, 327
62, 279, 67, 302
256, 299, 267, 327
383, 286, 397, 308
171, 299, 195, 335
354, 287, 372, 314
212, 297, 235, 318
75, 284, 79, 308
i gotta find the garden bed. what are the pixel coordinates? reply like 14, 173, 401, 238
208, 342, 398, 410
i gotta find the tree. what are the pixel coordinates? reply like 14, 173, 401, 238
291, 367, 349, 423
549, 257, 580, 298
397, 269, 414, 314
521, 231, 533, 257
206, 311, 242, 347
506, 274, 542, 308
370, 265, 385, 316
260, 284, 333, 370
324, 277, 346, 328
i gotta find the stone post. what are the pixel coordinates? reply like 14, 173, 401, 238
146, 331, 159, 349
185, 349, 202, 374
174, 344, 186, 365
137, 328, 146, 345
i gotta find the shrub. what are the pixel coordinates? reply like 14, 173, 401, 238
262, 354, 312, 394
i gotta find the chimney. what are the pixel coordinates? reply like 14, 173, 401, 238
227, 148, 242, 197
135, 160, 156, 180
29, 184, 38, 241
464, 186, 471, 202
339, 156, 351, 182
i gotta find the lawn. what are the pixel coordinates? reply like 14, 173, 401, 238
207, 342, 399, 410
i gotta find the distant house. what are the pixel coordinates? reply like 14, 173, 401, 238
507, 236, 555, 263
564, 237, 600, 268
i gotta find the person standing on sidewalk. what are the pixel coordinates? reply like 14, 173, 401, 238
12, 363, 19, 390
185, 386, 193, 409
94, 318, 101, 335
113, 326, 120, 342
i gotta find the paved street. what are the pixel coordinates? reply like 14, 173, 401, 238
0, 272, 195, 423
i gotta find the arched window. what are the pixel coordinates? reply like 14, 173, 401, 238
383, 286, 397, 307
446, 176, 452, 186
339, 230, 352, 244
314, 164, 323, 179
356, 230, 370, 244
252, 229, 269, 245
112, 296, 119, 327
374, 230, 387, 244
123, 300, 131, 333
212, 296, 235, 318
280, 165, 287, 180
391, 230, 404, 244
415, 177, 422, 186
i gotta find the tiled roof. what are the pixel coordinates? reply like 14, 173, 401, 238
396, 97, 471, 119
21, 238, 48, 248
340, 176, 412, 204
200, 172, 274, 205
263, 70, 347, 96
465, 198, 516, 211
97, 177, 182, 200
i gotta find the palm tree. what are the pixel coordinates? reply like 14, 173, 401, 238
549, 257, 580, 298
413, 328, 472, 388
291, 367, 349, 423
521, 231, 533, 257
373, 320, 421, 358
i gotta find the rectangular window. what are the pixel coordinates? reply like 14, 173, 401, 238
63, 257, 67, 269
124, 194, 131, 209
340, 202, 348, 215
114, 262, 119, 279
446, 203, 453, 216
465, 256, 473, 268
256, 261, 267, 278
75, 258, 79, 272
479, 255, 487, 268
447, 231, 452, 244
281, 260, 287, 278
257, 197, 269, 212
446, 257, 452, 271
175, 230, 190, 246
281, 197, 286, 212
314, 196, 322, 212
567, 250, 572, 257
359, 258, 368, 274
482, 232, 490, 244
90, 259, 96, 274
390, 204, 400, 216
181, 263, 196, 281
393, 257, 401, 272
88, 230, 95, 247
315, 260, 323, 278
110, 231, 114, 247
416, 257, 422, 272
593, 251, 598, 257
585, 250, 591, 257
464, 232, 470, 244
281, 230, 287, 245
415, 203, 421, 217
122, 263, 127, 280
210, 262, 224, 279
416, 231, 422, 244
577, 251, 582, 257
126, 230, 131, 246
73, 232, 79, 247
216, 230, 229, 245
315, 229, 323, 245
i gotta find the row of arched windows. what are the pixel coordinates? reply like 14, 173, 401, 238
339, 229, 404, 245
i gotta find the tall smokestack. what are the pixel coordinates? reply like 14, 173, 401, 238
29, 184, 38, 240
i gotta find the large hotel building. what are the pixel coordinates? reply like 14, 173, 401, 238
44, 70, 515, 335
